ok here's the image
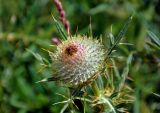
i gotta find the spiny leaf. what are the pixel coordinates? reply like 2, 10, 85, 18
52, 100, 69, 106
36, 77, 58, 83
26, 49, 50, 66
109, 32, 115, 46
115, 103, 127, 109
51, 14, 67, 40
27, 49, 43, 62
111, 59, 121, 81
102, 97, 117, 113
107, 16, 133, 55
109, 92, 119, 99
116, 53, 133, 92
147, 30, 160, 47
152, 92, 160, 98
60, 103, 69, 113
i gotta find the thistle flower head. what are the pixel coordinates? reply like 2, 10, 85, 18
50, 35, 105, 86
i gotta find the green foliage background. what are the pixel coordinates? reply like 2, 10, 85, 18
0, 0, 160, 113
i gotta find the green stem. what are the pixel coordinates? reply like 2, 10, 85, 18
91, 81, 100, 96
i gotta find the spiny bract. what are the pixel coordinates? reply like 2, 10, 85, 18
50, 35, 105, 86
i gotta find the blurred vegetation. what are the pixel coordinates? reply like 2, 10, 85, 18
0, 0, 160, 113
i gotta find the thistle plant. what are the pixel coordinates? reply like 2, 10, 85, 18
32, 0, 135, 112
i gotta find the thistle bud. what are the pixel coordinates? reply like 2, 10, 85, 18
50, 35, 105, 86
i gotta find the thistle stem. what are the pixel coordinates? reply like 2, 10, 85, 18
91, 81, 100, 96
